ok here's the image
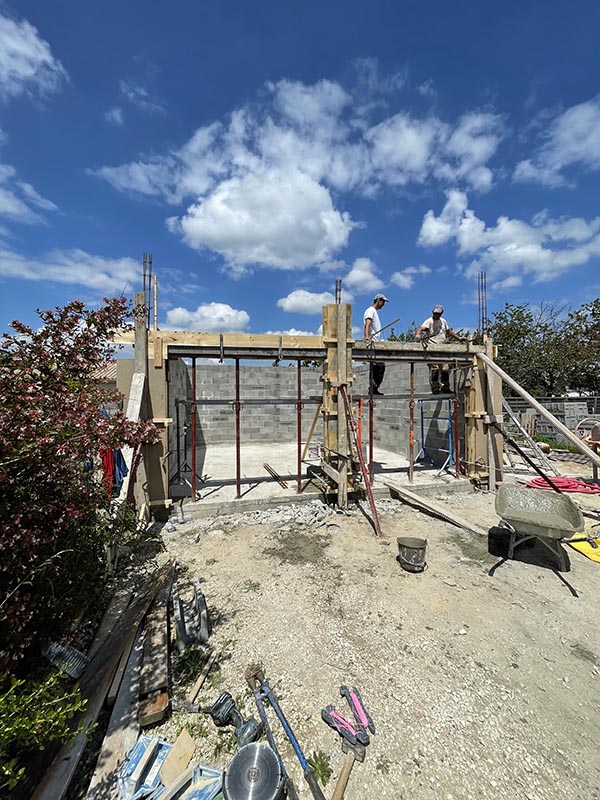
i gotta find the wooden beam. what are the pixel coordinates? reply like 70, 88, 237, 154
85, 628, 143, 800
111, 326, 483, 361
477, 352, 600, 470
32, 562, 175, 800
381, 479, 488, 537
139, 568, 175, 697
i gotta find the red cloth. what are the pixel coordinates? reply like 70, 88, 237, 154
100, 447, 115, 498
525, 476, 600, 494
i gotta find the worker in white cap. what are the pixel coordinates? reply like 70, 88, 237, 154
416, 305, 462, 393
363, 293, 390, 395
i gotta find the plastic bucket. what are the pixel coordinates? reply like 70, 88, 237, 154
397, 537, 427, 573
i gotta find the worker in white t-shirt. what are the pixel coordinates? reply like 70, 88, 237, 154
416, 305, 462, 393
363, 293, 389, 395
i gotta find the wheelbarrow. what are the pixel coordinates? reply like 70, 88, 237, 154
495, 485, 586, 571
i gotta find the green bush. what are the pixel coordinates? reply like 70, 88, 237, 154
0, 672, 86, 792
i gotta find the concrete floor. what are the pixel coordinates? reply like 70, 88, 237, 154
171, 442, 472, 516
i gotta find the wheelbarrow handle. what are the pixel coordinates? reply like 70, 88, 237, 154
562, 536, 599, 548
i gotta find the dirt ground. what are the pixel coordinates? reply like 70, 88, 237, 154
155, 477, 600, 800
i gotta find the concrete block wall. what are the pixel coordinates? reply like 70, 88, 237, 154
186, 364, 323, 445
353, 363, 463, 465
505, 398, 590, 443
180, 361, 465, 466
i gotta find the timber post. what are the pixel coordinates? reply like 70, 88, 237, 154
321, 303, 355, 507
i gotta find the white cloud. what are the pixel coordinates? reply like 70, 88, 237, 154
0, 164, 58, 224
367, 113, 441, 186
418, 189, 468, 247
270, 78, 350, 130
277, 289, 356, 314
119, 79, 166, 115
264, 327, 317, 336
0, 14, 67, 101
438, 112, 503, 191
0, 247, 139, 293
344, 257, 384, 294
390, 265, 431, 290
176, 168, 355, 272
418, 191, 600, 286
93, 76, 506, 273
105, 107, 124, 126
165, 302, 249, 332
514, 98, 600, 187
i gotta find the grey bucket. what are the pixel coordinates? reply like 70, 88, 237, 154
397, 537, 427, 573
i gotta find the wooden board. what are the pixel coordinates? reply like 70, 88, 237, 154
87, 588, 132, 661
159, 728, 196, 788
381, 480, 488, 537
138, 691, 169, 727
139, 571, 174, 697
85, 627, 144, 799
32, 562, 175, 800
186, 651, 218, 704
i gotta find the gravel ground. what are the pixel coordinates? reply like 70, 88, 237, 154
154, 483, 600, 800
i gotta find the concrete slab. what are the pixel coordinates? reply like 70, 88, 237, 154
172, 442, 473, 518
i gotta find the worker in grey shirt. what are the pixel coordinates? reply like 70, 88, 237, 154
363, 293, 389, 395
416, 305, 461, 393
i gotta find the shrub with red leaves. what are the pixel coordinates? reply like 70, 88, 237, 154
0, 298, 158, 675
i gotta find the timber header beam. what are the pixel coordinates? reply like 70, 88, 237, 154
112, 329, 483, 363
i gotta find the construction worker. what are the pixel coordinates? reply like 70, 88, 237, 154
416, 305, 462, 394
363, 293, 389, 395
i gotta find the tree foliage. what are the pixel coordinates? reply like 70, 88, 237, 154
0, 298, 158, 676
487, 299, 599, 396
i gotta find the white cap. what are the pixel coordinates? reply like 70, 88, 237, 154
433, 305, 444, 314
374, 294, 389, 303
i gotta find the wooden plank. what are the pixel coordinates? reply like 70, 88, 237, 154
160, 764, 195, 800
381, 480, 488, 537
87, 588, 132, 661
138, 691, 169, 726
154, 335, 164, 368
85, 627, 144, 799
106, 620, 141, 707
159, 728, 196, 788
32, 562, 175, 800
477, 352, 600, 470
186, 651, 218, 704
139, 570, 174, 697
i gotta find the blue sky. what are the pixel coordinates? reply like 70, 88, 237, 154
1, 1, 599, 338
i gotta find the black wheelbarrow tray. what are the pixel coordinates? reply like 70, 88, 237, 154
495, 485, 585, 571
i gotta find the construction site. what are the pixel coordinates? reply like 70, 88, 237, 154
29, 285, 600, 800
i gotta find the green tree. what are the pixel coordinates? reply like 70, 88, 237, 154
388, 321, 417, 341
487, 300, 596, 396
563, 299, 600, 394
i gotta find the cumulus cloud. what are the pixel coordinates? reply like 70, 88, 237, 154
264, 327, 318, 336
418, 191, 600, 286
0, 14, 67, 101
0, 247, 139, 293
165, 302, 249, 332
277, 288, 354, 314
514, 98, 600, 187
390, 265, 432, 290
176, 168, 355, 272
344, 257, 384, 293
92, 74, 506, 274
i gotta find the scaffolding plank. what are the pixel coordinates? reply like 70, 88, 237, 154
32, 562, 175, 800
139, 567, 175, 697
382, 480, 487, 537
